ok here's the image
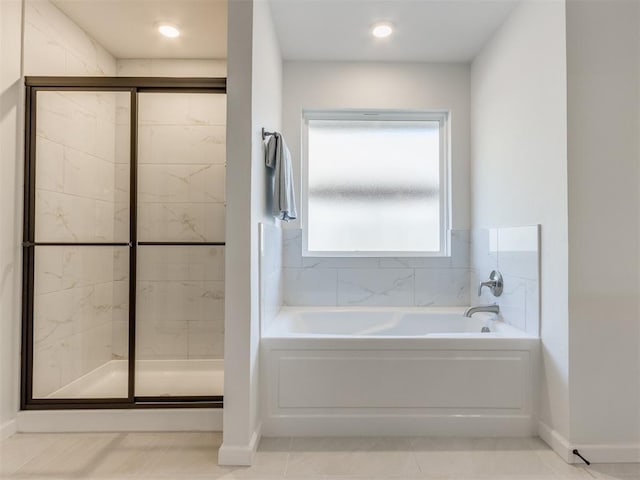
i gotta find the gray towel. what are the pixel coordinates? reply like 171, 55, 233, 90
265, 133, 297, 221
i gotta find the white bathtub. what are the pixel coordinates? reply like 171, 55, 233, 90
262, 307, 539, 437
267, 306, 531, 338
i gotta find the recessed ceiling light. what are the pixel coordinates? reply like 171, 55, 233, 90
371, 22, 393, 39
158, 24, 180, 38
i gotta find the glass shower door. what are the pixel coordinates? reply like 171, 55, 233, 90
30, 89, 131, 400
135, 92, 226, 398
23, 77, 226, 408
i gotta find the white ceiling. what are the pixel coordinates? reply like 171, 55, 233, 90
51, 0, 517, 63
269, 0, 520, 62
52, 0, 227, 59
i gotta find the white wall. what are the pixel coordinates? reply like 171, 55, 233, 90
117, 59, 226, 77
283, 62, 470, 231
0, 0, 24, 439
249, 0, 282, 442
470, 0, 569, 443
566, 0, 640, 457
220, 0, 282, 466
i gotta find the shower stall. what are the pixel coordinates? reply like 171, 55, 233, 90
21, 77, 226, 408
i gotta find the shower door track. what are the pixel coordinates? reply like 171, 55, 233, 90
21, 77, 226, 410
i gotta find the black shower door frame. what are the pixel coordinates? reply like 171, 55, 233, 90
22, 77, 226, 410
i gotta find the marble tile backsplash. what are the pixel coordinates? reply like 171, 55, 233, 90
470, 225, 540, 336
282, 229, 471, 307
280, 226, 539, 336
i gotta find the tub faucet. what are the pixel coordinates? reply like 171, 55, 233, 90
464, 304, 500, 318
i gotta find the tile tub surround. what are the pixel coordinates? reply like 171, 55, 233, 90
282, 228, 471, 307
2, 432, 615, 479
280, 226, 539, 334
470, 225, 540, 336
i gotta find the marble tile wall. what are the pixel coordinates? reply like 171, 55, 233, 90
260, 223, 283, 334
470, 225, 540, 336
25, 0, 127, 397
32, 247, 128, 398
279, 226, 539, 335
24, 0, 116, 77
136, 92, 226, 360
33, 89, 126, 396
137, 93, 226, 243
35, 91, 129, 243
281, 229, 471, 307
136, 247, 225, 360
134, 93, 226, 361
34, 92, 128, 396
25, 0, 229, 392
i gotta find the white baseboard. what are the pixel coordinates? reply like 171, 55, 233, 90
218, 423, 262, 466
264, 414, 536, 437
571, 443, 640, 464
538, 420, 640, 464
538, 420, 573, 463
17, 409, 222, 433
0, 418, 17, 440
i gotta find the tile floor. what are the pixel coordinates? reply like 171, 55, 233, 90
0, 432, 638, 480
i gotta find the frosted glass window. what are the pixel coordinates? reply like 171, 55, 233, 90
305, 114, 448, 255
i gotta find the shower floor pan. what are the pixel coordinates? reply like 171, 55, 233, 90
44, 359, 224, 399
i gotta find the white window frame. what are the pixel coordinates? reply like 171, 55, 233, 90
301, 109, 451, 257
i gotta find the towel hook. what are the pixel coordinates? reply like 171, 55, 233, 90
262, 128, 277, 140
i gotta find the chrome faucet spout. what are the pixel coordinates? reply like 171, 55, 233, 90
464, 304, 500, 318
